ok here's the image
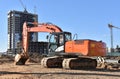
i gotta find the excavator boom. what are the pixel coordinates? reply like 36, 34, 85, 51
15, 22, 62, 65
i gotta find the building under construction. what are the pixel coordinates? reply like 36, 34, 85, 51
7, 10, 38, 54
17, 42, 48, 55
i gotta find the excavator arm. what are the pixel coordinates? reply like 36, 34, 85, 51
15, 22, 62, 65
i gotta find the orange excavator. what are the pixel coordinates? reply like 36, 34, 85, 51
14, 22, 62, 65
41, 33, 106, 69
41, 31, 120, 69
15, 22, 120, 69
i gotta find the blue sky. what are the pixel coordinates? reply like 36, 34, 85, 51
0, 0, 120, 52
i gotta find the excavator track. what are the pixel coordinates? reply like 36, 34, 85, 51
62, 57, 97, 69
41, 56, 63, 68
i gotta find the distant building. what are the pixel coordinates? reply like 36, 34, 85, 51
7, 10, 38, 54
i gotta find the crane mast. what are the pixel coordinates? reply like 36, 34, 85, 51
108, 24, 120, 52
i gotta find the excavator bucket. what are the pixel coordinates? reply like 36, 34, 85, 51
14, 54, 28, 65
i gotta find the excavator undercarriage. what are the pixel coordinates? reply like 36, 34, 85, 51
41, 56, 97, 69
41, 55, 120, 69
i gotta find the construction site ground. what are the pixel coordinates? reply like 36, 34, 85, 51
0, 54, 120, 79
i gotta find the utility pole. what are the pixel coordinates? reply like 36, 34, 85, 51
108, 24, 120, 52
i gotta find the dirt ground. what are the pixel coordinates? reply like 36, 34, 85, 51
0, 55, 120, 79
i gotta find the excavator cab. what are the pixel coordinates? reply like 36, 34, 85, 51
48, 32, 72, 56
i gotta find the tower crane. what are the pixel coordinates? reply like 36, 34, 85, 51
108, 24, 120, 52
19, 0, 28, 12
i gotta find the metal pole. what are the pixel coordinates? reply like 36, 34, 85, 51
110, 27, 114, 52
108, 24, 114, 52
